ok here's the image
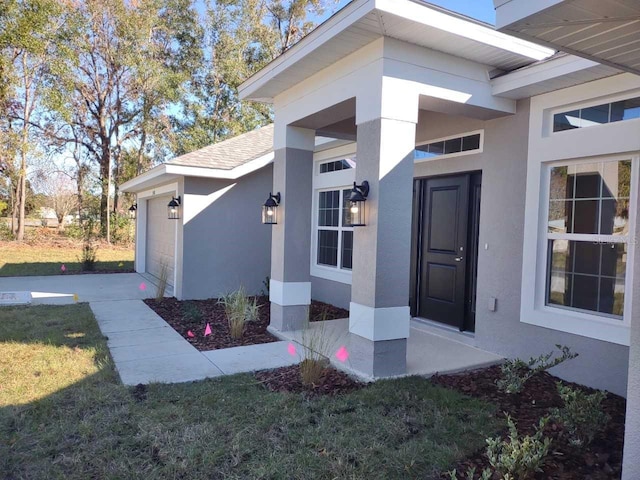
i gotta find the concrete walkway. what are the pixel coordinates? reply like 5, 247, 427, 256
0, 273, 301, 385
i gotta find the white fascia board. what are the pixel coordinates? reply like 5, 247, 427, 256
494, 0, 564, 30
375, 0, 554, 61
238, 0, 376, 101
120, 164, 168, 193
492, 55, 602, 97
165, 151, 275, 181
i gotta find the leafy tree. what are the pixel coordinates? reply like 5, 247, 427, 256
49, 0, 203, 241
0, 0, 69, 241
174, 0, 332, 153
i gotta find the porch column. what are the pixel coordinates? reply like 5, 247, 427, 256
269, 125, 315, 331
349, 91, 418, 377
622, 178, 640, 478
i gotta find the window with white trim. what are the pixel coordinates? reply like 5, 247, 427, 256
546, 159, 632, 319
317, 189, 353, 269
312, 152, 356, 284
415, 131, 483, 161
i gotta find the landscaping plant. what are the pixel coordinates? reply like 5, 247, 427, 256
78, 218, 98, 271
155, 261, 171, 300
299, 321, 333, 386
496, 344, 578, 394
551, 382, 610, 447
218, 286, 260, 339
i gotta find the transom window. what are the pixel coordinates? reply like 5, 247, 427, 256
319, 158, 355, 174
553, 96, 640, 132
546, 160, 632, 318
415, 132, 482, 161
317, 189, 353, 270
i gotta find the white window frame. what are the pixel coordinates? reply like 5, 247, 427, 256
414, 129, 484, 163
311, 145, 356, 284
549, 89, 640, 136
521, 153, 638, 346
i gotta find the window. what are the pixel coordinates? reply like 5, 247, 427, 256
319, 158, 354, 173
317, 189, 353, 270
415, 132, 482, 161
553, 95, 640, 132
545, 160, 632, 319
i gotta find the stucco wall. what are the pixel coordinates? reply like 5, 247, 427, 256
181, 166, 273, 299
413, 100, 629, 396
311, 276, 351, 310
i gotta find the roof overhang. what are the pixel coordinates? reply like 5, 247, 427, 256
121, 152, 275, 193
494, 0, 640, 76
240, 0, 554, 102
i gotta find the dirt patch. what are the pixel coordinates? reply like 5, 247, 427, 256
431, 365, 625, 479
255, 364, 363, 397
144, 297, 349, 351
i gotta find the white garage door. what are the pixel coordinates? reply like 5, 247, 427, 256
146, 196, 176, 286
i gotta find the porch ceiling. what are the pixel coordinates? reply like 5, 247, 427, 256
496, 0, 640, 75
239, 0, 554, 102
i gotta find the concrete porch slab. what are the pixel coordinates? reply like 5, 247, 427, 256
116, 352, 224, 386
270, 318, 503, 381
202, 341, 302, 375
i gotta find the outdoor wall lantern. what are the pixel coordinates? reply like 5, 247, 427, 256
167, 196, 181, 220
347, 181, 369, 227
128, 203, 137, 220
262, 192, 281, 225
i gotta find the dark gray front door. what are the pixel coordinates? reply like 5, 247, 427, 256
410, 173, 481, 331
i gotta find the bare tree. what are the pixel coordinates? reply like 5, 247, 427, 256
37, 172, 78, 231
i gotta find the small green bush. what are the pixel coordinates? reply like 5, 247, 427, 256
110, 212, 134, 246
63, 221, 84, 240
0, 220, 14, 240
181, 302, 203, 323
551, 382, 609, 447
497, 345, 578, 394
79, 242, 98, 271
486, 415, 552, 479
218, 286, 260, 339
448, 415, 552, 480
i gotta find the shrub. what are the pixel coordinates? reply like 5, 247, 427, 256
218, 286, 260, 339
299, 322, 333, 386
448, 416, 552, 480
496, 345, 578, 394
486, 415, 552, 479
63, 221, 84, 240
551, 382, 609, 447
79, 241, 98, 271
181, 302, 203, 323
0, 220, 13, 240
110, 212, 134, 246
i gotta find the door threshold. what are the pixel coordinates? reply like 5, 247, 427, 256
411, 317, 476, 347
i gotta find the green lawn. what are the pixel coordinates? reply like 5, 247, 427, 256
0, 243, 134, 276
0, 305, 500, 479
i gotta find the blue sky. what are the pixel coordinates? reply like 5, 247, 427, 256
321, 0, 496, 25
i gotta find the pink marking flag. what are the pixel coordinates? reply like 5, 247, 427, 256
60, 264, 66, 272
335, 346, 349, 363
287, 343, 297, 356
139, 282, 147, 291
204, 323, 212, 336
187, 330, 195, 338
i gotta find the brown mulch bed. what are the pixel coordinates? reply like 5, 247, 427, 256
431, 365, 626, 479
309, 300, 349, 322
255, 364, 363, 396
144, 297, 350, 351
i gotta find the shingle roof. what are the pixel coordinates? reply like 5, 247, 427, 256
167, 124, 274, 170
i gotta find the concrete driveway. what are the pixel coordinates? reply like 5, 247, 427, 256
0, 273, 157, 304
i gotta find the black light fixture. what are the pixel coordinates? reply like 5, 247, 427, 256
262, 192, 281, 225
128, 203, 137, 219
168, 196, 181, 220
347, 181, 369, 227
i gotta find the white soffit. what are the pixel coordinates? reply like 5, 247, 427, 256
492, 53, 621, 99
239, 0, 554, 102
497, 0, 640, 76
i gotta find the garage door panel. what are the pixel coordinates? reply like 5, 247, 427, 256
146, 196, 176, 286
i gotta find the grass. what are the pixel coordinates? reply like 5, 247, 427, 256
0, 242, 134, 276
0, 305, 501, 479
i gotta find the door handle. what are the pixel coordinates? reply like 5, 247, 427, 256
454, 257, 463, 262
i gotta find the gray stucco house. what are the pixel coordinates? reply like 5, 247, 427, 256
125, 0, 640, 475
